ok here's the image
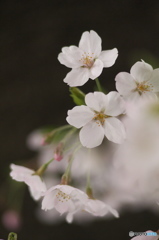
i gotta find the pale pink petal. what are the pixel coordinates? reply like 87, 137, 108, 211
79, 30, 101, 57
115, 72, 137, 97
141, 91, 158, 100
99, 48, 118, 67
84, 199, 119, 217
66, 106, 94, 128
42, 190, 57, 210
130, 61, 153, 83
104, 117, 126, 144
125, 91, 140, 101
85, 92, 107, 112
66, 213, 74, 223
79, 121, 104, 148
149, 69, 159, 92
54, 198, 69, 214
105, 91, 125, 116
89, 59, 103, 79
64, 68, 90, 87
58, 46, 83, 68
26, 175, 46, 200
10, 164, 34, 182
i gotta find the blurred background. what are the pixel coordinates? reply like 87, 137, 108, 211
1, 0, 159, 239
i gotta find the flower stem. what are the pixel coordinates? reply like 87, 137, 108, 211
95, 78, 103, 92
85, 149, 94, 199
35, 158, 54, 176
61, 144, 82, 184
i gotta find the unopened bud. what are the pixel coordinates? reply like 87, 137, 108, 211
54, 143, 63, 161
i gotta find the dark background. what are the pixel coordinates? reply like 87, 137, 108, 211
0, 0, 159, 239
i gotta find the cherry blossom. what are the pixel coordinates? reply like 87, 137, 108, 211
115, 61, 159, 101
10, 164, 46, 200
66, 91, 126, 148
58, 30, 118, 87
41, 184, 88, 223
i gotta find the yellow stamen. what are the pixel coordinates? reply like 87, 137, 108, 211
80, 52, 94, 68
93, 112, 109, 126
136, 82, 153, 94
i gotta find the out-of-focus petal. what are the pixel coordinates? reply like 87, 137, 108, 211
149, 69, 159, 92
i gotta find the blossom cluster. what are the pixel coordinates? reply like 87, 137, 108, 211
9, 30, 159, 225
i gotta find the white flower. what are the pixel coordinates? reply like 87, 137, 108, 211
84, 199, 119, 218
58, 30, 118, 87
10, 164, 46, 200
41, 184, 88, 223
115, 60, 159, 101
66, 91, 126, 148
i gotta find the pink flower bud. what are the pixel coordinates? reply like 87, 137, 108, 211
54, 143, 63, 161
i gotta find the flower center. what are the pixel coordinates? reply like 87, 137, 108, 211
93, 112, 108, 126
56, 190, 71, 202
80, 52, 94, 68
136, 82, 153, 95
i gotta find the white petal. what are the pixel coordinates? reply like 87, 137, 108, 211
89, 59, 103, 79
84, 199, 119, 217
66, 105, 94, 128
99, 48, 118, 67
66, 212, 74, 223
64, 68, 90, 87
141, 91, 158, 101
105, 91, 125, 116
104, 203, 119, 218
79, 30, 101, 57
26, 175, 46, 200
10, 164, 34, 182
104, 117, 126, 144
130, 61, 153, 83
84, 199, 107, 216
54, 198, 69, 214
42, 191, 57, 211
85, 92, 107, 112
149, 69, 159, 92
79, 121, 104, 148
115, 72, 137, 97
58, 46, 83, 68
